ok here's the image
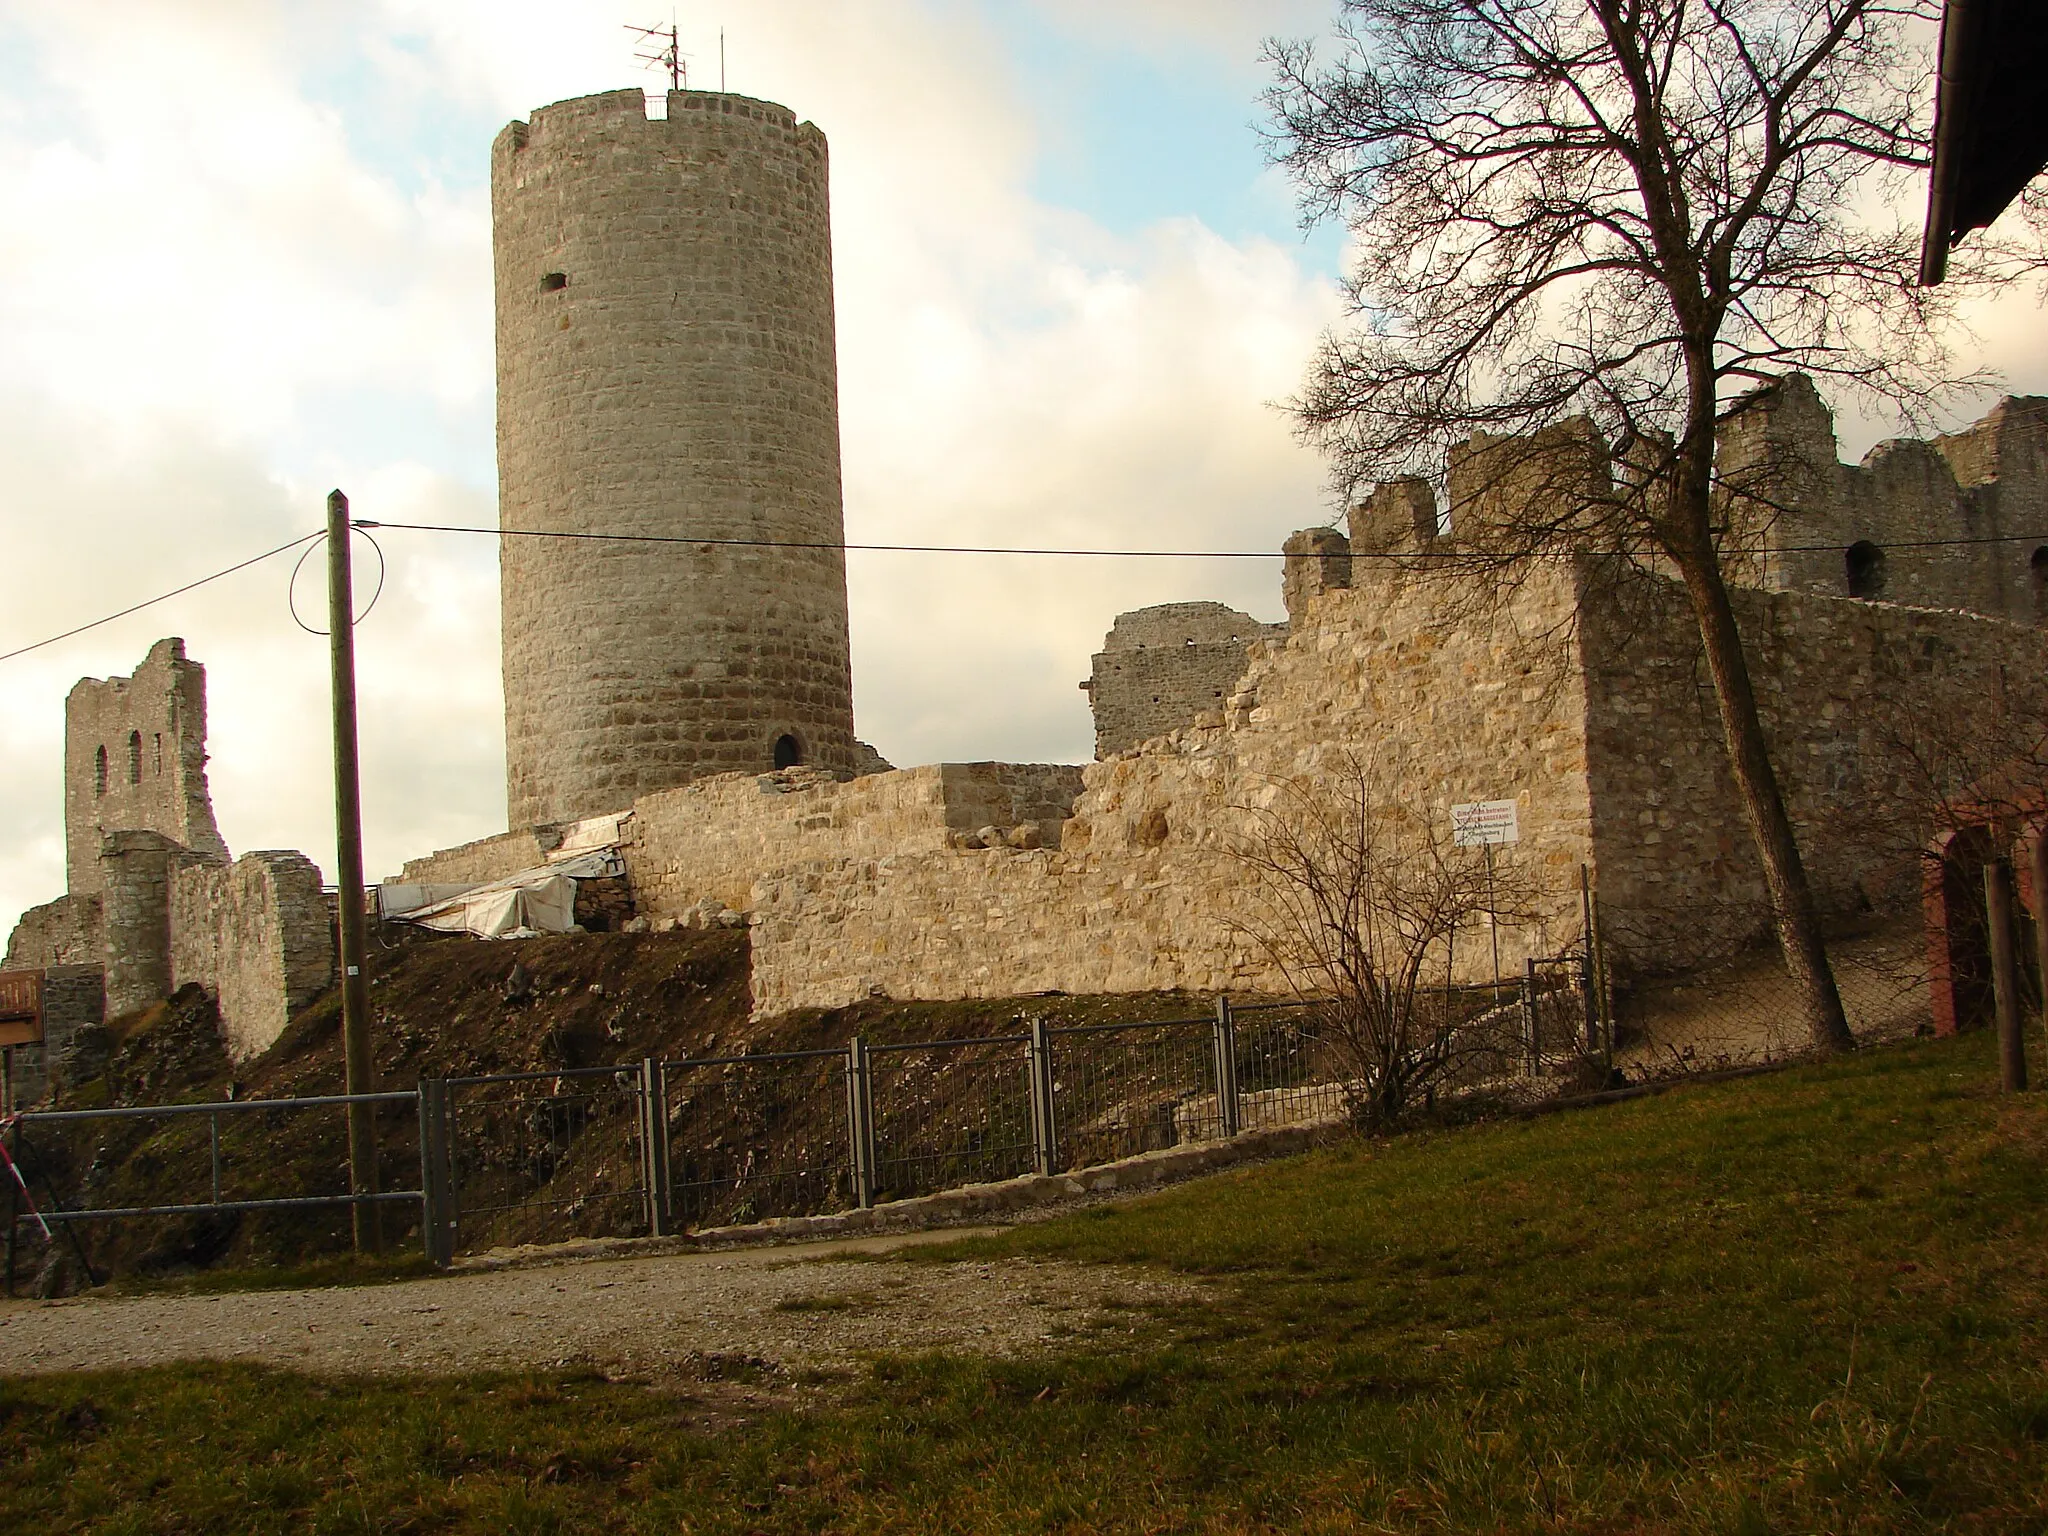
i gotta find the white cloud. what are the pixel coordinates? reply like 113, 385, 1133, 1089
0, 1, 1347, 942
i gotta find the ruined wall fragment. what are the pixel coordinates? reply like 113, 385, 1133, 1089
624, 762, 1083, 918
171, 851, 334, 1062
1084, 602, 1285, 759
64, 638, 227, 898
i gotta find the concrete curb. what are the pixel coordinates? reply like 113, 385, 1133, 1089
454, 1119, 1337, 1273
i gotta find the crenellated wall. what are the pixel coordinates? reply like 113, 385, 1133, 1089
752, 551, 2048, 1017
1712, 376, 2048, 620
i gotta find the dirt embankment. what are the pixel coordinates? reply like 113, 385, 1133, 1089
9, 929, 1223, 1285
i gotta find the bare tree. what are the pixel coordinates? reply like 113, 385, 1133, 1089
1229, 753, 1537, 1129
1265, 0, 2043, 1051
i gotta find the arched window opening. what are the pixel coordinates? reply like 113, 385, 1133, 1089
127, 730, 142, 784
94, 745, 108, 797
2030, 547, 2048, 623
153, 733, 164, 776
1846, 541, 1887, 600
772, 733, 803, 770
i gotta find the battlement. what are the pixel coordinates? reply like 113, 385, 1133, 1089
496, 89, 815, 163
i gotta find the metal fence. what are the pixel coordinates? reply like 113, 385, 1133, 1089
6, 968, 1608, 1284
3, 1088, 424, 1292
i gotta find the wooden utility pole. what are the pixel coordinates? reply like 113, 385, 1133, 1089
1984, 857, 2028, 1094
328, 489, 381, 1251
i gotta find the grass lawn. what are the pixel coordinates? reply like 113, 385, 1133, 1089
4, 1028, 2046, 1532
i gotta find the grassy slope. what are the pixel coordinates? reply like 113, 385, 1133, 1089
4, 1029, 2046, 1532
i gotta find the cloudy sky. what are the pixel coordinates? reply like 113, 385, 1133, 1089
0, 0, 2042, 941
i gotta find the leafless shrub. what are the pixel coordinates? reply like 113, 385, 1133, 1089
1227, 752, 1541, 1129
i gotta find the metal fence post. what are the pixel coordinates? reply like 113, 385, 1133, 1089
416, 1079, 455, 1269
1578, 950, 1599, 1058
1522, 958, 1540, 1076
1212, 998, 1241, 1138
639, 1057, 675, 1236
845, 1036, 876, 1208
1026, 1016, 1058, 1176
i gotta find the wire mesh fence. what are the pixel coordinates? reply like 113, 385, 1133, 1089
663, 1048, 852, 1231
1048, 1017, 1220, 1169
10, 951, 1638, 1282
444, 1064, 647, 1252
867, 1034, 1035, 1200
2, 1090, 421, 1293
1229, 1003, 1351, 1132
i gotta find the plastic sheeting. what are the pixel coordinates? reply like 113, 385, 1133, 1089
379, 848, 625, 940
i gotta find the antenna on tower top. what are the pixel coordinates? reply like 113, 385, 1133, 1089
626, 17, 686, 93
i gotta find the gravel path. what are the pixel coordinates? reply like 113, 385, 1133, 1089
0, 1230, 1200, 1380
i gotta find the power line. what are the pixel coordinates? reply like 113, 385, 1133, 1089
357, 520, 1298, 559
7, 516, 2044, 672
0, 531, 323, 666
356, 518, 2048, 560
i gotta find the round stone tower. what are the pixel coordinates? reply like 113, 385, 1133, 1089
492, 87, 856, 828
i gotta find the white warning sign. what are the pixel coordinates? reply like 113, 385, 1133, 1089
1451, 799, 1520, 847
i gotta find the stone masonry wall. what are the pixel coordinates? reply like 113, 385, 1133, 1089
755, 551, 2048, 1016
626, 762, 1083, 919
171, 851, 335, 1063
1084, 602, 1286, 759
753, 566, 1599, 1015
3, 965, 106, 1109
495, 88, 855, 826
2, 893, 103, 972
1716, 376, 2048, 620
1580, 561, 2048, 966
397, 827, 554, 888
64, 637, 227, 897
100, 830, 182, 1019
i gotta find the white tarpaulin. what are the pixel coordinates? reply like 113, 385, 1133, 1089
379, 848, 625, 940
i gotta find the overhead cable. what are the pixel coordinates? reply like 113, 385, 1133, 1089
357, 518, 2048, 560
0, 531, 325, 666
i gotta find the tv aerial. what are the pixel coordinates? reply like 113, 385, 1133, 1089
627, 18, 687, 92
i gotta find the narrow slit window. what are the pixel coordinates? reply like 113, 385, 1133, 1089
128, 730, 142, 784
94, 745, 108, 797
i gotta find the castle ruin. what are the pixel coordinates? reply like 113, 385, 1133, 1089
10, 84, 2048, 1088
5, 641, 333, 1096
